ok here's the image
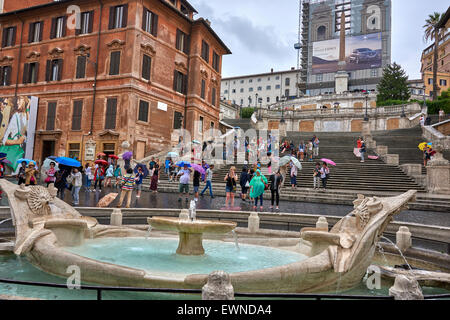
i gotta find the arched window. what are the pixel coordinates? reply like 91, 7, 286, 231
317, 26, 326, 41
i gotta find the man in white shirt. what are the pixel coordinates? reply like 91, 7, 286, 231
177, 164, 192, 202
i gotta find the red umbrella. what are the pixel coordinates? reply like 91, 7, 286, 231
95, 159, 108, 165
97, 152, 106, 157
108, 155, 119, 160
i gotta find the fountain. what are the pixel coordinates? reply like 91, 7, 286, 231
0, 179, 448, 296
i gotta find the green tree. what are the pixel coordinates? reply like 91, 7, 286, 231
423, 12, 444, 100
376, 63, 410, 103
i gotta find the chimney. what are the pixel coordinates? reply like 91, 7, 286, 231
205, 19, 211, 26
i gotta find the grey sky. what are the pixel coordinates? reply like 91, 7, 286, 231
189, 0, 449, 80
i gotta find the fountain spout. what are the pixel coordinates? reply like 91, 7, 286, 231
189, 200, 197, 222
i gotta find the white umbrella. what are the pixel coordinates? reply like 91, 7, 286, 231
289, 157, 302, 170
42, 158, 59, 171
279, 156, 292, 167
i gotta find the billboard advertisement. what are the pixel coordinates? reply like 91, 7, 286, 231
312, 32, 382, 74
0, 96, 38, 171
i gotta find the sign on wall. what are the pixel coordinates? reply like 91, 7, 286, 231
0, 96, 38, 170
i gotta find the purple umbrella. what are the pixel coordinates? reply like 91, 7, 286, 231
122, 151, 133, 160
191, 163, 206, 175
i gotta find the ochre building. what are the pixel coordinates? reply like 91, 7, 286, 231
0, 0, 230, 164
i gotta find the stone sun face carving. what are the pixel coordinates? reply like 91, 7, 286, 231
27, 186, 53, 216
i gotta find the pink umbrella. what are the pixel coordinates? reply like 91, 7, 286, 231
321, 158, 337, 166
368, 155, 379, 160
191, 163, 206, 175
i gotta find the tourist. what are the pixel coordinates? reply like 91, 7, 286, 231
290, 161, 298, 189
201, 160, 209, 182
360, 140, 366, 163
320, 162, 330, 191
439, 109, 445, 123
113, 165, 122, 188
224, 166, 238, 208
298, 141, 305, 161
149, 161, 159, 193
307, 141, 313, 161
423, 146, 432, 167
239, 166, 250, 202
200, 164, 214, 198
45, 162, 57, 187
419, 116, 425, 127
116, 168, 135, 209
149, 157, 156, 170
177, 164, 192, 202
193, 169, 201, 201
16, 161, 27, 185
25, 162, 37, 186
169, 161, 177, 182
94, 164, 105, 191
269, 169, 283, 211
54, 171, 66, 200
357, 137, 362, 149
135, 166, 144, 198
105, 164, 114, 187
313, 162, 321, 190
312, 135, 320, 158
85, 163, 93, 192
249, 169, 268, 212
164, 157, 171, 176
70, 168, 82, 206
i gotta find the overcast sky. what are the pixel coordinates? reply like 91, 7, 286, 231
189, 0, 449, 80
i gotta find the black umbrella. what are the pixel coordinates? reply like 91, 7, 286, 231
134, 163, 149, 178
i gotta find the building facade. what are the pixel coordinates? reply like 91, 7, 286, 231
298, 0, 392, 96
421, 28, 450, 97
0, 0, 230, 164
221, 68, 301, 109
219, 100, 239, 120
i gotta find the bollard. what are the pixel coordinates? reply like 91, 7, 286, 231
316, 216, 328, 231
396, 226, 412, 252
110, 208, 122, 226
248, 212, 260, 233
202, 271, 235, 300
389, 275, 424, 300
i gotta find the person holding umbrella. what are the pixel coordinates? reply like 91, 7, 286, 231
320, 162, 330, 191
177, 163, 192, 202
16, 161, 27, 185
290, 161, 298, 189
94, 161, 106, 191
249, 169, 268, 212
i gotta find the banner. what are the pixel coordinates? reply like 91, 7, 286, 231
312, 32, 382, 74
0, 96, 39, 170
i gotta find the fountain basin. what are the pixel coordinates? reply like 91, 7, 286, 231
147, 217, 237, 255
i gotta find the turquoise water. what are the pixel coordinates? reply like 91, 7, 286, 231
64, 238, 308, 275
1, 253, 449, 300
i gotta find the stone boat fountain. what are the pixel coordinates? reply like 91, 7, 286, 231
0, 179, 424, 293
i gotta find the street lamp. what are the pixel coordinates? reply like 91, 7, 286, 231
255, 93, 259, 108
364, 91, 369, 121
280, 95, 287, 124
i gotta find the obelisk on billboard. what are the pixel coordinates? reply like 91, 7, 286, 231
335, 10, 349, 94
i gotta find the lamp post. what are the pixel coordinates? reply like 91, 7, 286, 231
255, 93, 258, 108
364, 91, 369, 121
280, 95, 286, 124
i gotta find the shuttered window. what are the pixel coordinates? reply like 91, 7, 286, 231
138, 100, 149, 122
211, 87, 217, 106
50, 16, 66, 39
76, 55, 86, 79
109, 4, 128, 30
105, 98, 117, 129
0, 66, 12, 86
28, 21, 43, 43
72, 100, 83, 131
109, 51, 121, 75
46, 102, 57, 131
142, 54, 151, 81
201, 79, 206, 99
173, 111, 183, 129
23, 62, 39, 84
173, 70, 188, 95
2, 26, 16, 47
142, 8, 158, 37
201, 40, 209, 63
176, 29, 190, 54
212, 51, 220, 72
76, 11, 94, 35
45, 59, 63, 82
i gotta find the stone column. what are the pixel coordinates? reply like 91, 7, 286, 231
279, 121, 287, 137
110, 209, 123, 226
396, 226, 412, 252
426, 151, 450, 194
248, 212, 260, 233
362, 121, 371, 137
202, 271, 235, 300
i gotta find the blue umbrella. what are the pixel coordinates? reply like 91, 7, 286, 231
47, 156, 58, 160
167, 151, 179, 158
16, 158, 35, 164
55, 157, 81, 167
176, 161, 191, 168
134, 163, 149, 178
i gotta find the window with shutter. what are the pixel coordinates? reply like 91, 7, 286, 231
72, 100, 83, 130
212, 87, 216, 106
28, 22, 42, 43
142, 54, 151, 81
110, 5, 127, 29
201, 79, 206, 99
0, 66, 11, 86
138, 100, 149, 122
143, 8, 158, 36
173, 111, 183, 129
174, 70, 185, 94
105, 98, 117, 129
109, 51, 120, 75
213, 52, 220, 72
79, 12, 92, 35
23, 64, 30, 84
2, 27, 16, 47
201, 41, 209, 63
55, 17, 65, 38
76, 55, 86, 79
46, 102, 57, 131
